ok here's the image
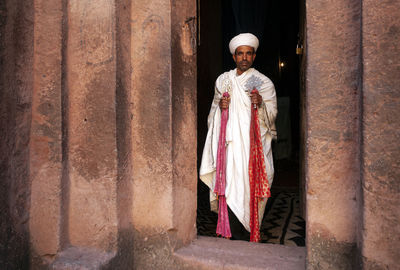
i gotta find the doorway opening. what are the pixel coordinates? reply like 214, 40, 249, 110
196, 0, 305, 246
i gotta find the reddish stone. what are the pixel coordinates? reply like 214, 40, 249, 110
1, 0, 399, 269
306, 0, 361, 268
66, 0, 118, 251
29, 0, 63, 262
362, 0, 400, 268
0, 0, 33, 268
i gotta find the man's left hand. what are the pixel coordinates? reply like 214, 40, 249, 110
250, 92, 263, 107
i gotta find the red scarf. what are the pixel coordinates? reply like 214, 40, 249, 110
214, 92, 231, 238
248, 89, 271, 242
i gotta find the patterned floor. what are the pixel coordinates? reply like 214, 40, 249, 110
196, 191, 305, 246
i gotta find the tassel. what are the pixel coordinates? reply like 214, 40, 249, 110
216, 196, 231, 238
249, 88, 270, 242
214, 92, 231, 238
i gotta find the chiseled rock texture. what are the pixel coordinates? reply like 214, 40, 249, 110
305, 0, 400, 269
361, 0, 400, 268
306, 0, 362, 268
0, 0, 33, 268
174, 236, 306, 270
0, 0, 399, 269
29, 0, 63, 263
1, 0, 198, 269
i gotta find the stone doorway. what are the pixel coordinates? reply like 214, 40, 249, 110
196, 0, 305, 246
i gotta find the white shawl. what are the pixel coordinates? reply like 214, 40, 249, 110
200, 68, 277, 231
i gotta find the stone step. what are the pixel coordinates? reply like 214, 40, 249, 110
174, 236, 306, 270
50, 247, 115, 270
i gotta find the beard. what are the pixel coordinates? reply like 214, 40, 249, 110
238, 60, 251, 71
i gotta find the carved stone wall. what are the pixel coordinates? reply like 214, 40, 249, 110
1, 0, 197, 268
29, 0, 63, 263
0, 0, 33, 268
0, 0, 398, 269
306, 1, 362, 268
66, 0, 118, 252
305, 0, 400, 269
361, 0, 400, 268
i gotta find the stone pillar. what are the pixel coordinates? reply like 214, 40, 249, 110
66, 0, 118, 251
0, 0, 33, 268
129, 0, 175, 266
29, 0, 63, 263
125, 0, 197, 268
114, 0, 135, 263
130, 0, 174, 235
361, 0, 400, 268
171, 0, 197, 245
305, 1, 361, 268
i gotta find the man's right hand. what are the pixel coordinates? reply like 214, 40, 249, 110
219, 96, 230, 110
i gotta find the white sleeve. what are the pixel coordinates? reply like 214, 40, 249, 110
259, 78, 277, 138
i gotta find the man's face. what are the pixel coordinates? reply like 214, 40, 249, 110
233, 45, 256, 75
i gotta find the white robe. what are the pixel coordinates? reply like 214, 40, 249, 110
200, 68, 277, 232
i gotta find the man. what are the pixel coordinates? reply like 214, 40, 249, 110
200, 33, 277, 240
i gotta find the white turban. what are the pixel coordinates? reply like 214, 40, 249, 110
229, 33, 259, 55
